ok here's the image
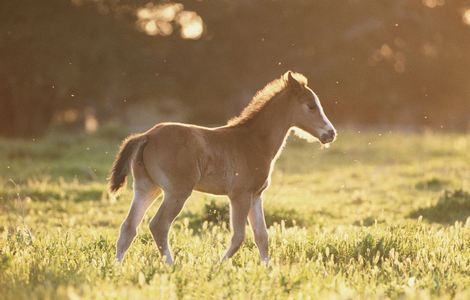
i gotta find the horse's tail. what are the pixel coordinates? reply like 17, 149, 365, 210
108, 133, 148, 194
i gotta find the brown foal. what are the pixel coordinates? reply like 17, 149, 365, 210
109, 71, 336, 264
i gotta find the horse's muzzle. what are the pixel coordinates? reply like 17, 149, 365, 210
320, 129, 336, 144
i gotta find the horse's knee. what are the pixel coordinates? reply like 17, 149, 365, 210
254, 228, 268, 241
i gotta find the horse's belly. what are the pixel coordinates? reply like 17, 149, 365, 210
194, 175, 227, 195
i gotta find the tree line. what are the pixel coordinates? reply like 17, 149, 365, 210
1, 0, 469, 137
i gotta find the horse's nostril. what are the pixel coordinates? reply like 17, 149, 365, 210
320, 130, 336, 143
320, 133, 330, 142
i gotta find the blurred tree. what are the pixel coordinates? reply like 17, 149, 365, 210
0, 0, 469, 137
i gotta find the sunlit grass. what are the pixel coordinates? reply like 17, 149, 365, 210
0, 128, 469, 299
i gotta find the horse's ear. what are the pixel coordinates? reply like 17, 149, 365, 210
285, 71, 302, 92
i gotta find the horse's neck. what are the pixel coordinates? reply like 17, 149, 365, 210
248, 95, 292, 161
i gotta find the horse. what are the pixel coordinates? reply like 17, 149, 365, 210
109, 71, 336, 264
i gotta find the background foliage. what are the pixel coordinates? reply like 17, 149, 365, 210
1, 0, 470, 137
1, 129, 469, 299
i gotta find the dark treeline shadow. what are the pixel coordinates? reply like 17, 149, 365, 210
1, 0, 470, 137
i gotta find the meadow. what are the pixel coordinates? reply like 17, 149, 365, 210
0, 126, 469, 299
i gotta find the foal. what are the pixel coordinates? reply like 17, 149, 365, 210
110, 71, 336, 264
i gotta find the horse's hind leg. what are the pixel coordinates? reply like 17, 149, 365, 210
116, 168, 160, 262
149, 189, 191, 264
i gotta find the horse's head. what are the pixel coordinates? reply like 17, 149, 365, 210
285, 71, 336, 144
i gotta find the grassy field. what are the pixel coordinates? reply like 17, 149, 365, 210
0, 127, 469, 299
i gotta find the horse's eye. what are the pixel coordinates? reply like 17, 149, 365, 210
307, 103, 317, 111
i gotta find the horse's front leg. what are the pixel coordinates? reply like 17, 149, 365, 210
248, 197, 269, 265
222, 193, 252, 261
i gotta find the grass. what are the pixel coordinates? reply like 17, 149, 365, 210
0, 127, 469, 299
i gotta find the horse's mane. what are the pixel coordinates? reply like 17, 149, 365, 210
227, 72, 308, 126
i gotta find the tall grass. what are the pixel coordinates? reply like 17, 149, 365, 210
0, 129, 469, 299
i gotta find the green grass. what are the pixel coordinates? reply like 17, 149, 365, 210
1, 128, 469, 299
